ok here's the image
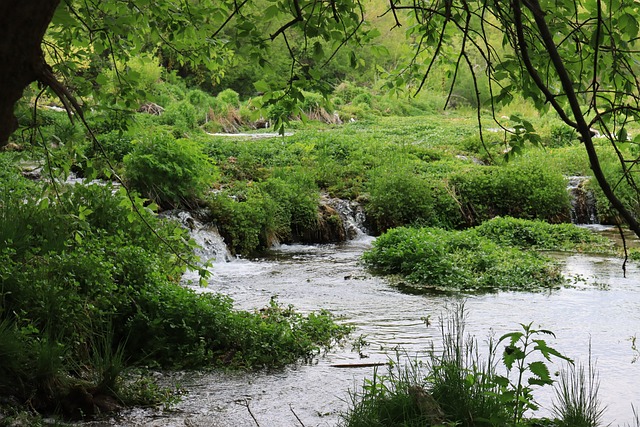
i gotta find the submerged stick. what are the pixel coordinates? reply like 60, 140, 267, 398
330, 362, 388, 368
289, 404, 306, 427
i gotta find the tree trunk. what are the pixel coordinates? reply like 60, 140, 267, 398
524, 0, 640, 239
0, 0, 61, 146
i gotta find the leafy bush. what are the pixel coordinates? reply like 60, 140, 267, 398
216, 88, 241, 109
207, 173, 320, 254
87, 129, 135, 162
270, 168, 320, 233
160, 99, 199, 133
0, 182, 350, 416
365, 166, 461, 232
333, 81, 364, 103
207, 188, 277, 255
362, 226, 564, 292
299, 90, 326, 112
549, 123, 578, 148
450, 158, 570, 224
124, 131, 216, 208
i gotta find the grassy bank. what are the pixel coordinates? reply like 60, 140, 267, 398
340, 304, 612, 427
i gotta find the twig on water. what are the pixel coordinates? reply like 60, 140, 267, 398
237, 398, 261, 427
289, 404, 306, 427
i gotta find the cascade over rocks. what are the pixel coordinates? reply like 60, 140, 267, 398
298, 196, 369, 244
567, 176, 598, 225
297, 203, 347, 244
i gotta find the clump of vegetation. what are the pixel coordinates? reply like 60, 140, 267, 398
363, 218, 614, 293
206, 172, 320, 255
340, 305, 602, 427
0, 182, 350, 418
362, 225, 565, 293
365, 165, 463, 232
450, 158, 571, 225
124, 130, 217, 209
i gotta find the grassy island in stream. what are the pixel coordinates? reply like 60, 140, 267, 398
362, 217, 614, 293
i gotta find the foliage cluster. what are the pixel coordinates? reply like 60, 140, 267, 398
450, 159, 571, 225
473, 217, 613, 253
362, 223, 565, 293
123, 130, 217, 209
0, 179, 350, 416
206, 172, 319, 255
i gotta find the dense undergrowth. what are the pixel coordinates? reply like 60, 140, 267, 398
0, 167, 351, 419
362, 217, 613, 293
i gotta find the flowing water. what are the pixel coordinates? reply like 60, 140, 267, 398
87, 218, 640, 427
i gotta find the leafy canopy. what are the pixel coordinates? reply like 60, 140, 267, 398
23, 0, 640, 238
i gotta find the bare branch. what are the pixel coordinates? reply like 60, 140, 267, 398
270, 0, 303, 41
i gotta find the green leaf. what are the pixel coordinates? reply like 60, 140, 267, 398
528, 361, 552, 383
533, 339, 572, 363
264, 5, 280, 20
52, 5, 76, 27
254, 80, 270, 93
499, 331, 523, 346
313, 41, 325, 61
619, 128, 628, 142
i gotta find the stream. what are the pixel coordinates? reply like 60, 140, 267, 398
86, 224, 640, 427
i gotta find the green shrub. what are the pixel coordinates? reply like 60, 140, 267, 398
362, 226, 565, 292
352, 92, 372, 107
270, 168, 320, 233
549, 123, 578, 148
450, 159, 570, 224
216, 88, 241, 109
365, 166, 460, 232
207, 188, 277, 255
87, 129, 135, 162
300, 90, 326, 112
124, 131, 216, 208
207, 173, 319, 254
153, 79, 188, 106
160, 100, 199, 133
187, 89, 214, 109
333, 81, 369, 104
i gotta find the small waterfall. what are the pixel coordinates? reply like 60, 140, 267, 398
567, 176, 598, 224
324, 197, 369, 239
165, 210, 232, 263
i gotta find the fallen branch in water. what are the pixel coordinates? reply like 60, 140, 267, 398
237, 398, 261, 427
290, 404, 306, 427
330, 362, 388, 368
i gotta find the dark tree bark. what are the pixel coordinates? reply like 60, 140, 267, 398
0, 0, 61, 146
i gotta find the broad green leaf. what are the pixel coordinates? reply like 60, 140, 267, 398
528, 361, 552, 383
254, 80, 270, 93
